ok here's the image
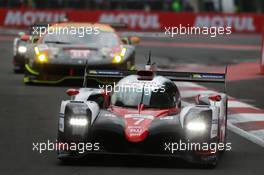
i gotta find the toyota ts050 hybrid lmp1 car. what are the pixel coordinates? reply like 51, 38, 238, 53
23, 22, 139, 84
57, 63, 228, 167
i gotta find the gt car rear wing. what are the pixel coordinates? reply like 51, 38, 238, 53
84, 68, 227, 91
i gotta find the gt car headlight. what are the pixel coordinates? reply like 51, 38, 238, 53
38, 54, 48, 63
186, 121, 206, 131
120, 48, 126, 57
18, 46, 27, 53
69, 118, 88, 126
112, 55, 122, 63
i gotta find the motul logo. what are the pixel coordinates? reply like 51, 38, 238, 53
194, 16, 256, 32
261, 41, 264, 73
99, 13, 160, 30
4, 10, 66, 26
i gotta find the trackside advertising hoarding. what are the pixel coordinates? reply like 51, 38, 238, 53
0, 8, 263, 33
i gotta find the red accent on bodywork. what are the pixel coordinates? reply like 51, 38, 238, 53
20, 34, 30, 41
66, 89, 79, 96
209, 95, 222, 101
124, 115, 152, 143
109, 106, 179, 142
69, 68, 74, 76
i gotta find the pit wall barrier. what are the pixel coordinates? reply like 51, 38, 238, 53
0, 8, 264, 33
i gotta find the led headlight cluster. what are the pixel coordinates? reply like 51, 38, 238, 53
112, 48, 126, 64
18, 46, 27, 53
186, 121, 206, 131
69, 118, 88, 126
34, 47, 48, 63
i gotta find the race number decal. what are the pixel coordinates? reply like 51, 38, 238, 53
70, 50, 90, 59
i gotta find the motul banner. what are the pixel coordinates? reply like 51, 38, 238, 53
260, 25, 264, 74
0, 8, 263, 33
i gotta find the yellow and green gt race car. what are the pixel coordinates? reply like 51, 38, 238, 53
23, 22, 139, 84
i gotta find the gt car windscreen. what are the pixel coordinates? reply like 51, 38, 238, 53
111, 85, 177, 108
42, 31, 120, 47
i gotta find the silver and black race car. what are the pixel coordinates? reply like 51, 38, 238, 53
13, 32, 29, 73
57, 62, 228, 168
23, 23, 139, 84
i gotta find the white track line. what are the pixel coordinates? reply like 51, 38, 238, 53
249, 130, 264, 140
228, 122, 264, 147
228, 113, 264, 123
228, 100, 257, 108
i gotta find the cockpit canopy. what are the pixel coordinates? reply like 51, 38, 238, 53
111, 75, 181, 108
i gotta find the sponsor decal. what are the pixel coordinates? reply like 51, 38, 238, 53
201, 74, 225, 79
192, 74, 224, 79
4, 10, 66, 26
70, 50, 90, 59
99, 13, 160, 30
97, 70, 122, 75
125, 114, 154, 120
193, 74, 202, 78
262, 41, 264, 65
0, 9, 263, 33
194, 16, 256, 32
124, 114, 154, 142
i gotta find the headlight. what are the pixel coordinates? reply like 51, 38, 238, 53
18, 46, 27, 53
69, 118, 88, 126
186, 121, 206, 131
112, 48, 126, 63
38, 54, 48, 63
35, 47, 48, 63
120, 48, 126, 57
112, 55, 122, 63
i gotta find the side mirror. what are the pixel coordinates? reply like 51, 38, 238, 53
121, 37, 129, 45
31, 36, 39, 43
101, 91, 111, 108
88, 92, 111, 109
129, 36, 140, 44
20, 34, 30, 41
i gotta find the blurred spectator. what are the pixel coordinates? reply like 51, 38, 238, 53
171, 0, 182, 12
183, 0, 194, 12
144, 4, 151, 12
28, 0, 35, 8
0, 0, 262, 13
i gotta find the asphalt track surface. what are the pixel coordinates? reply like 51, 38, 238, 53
0, 33, 264, 175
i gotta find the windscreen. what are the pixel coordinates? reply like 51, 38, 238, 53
111, 82, 178, 108
42, 31, 120, 47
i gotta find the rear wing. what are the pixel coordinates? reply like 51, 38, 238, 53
84, 68, 227, 92
157, 71, 225, 83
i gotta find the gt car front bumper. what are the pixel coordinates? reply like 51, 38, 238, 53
24, 60, 135, 84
